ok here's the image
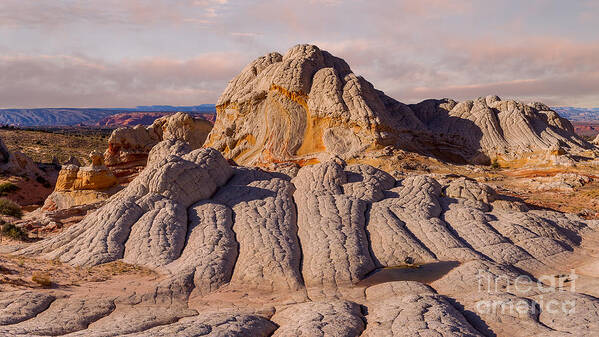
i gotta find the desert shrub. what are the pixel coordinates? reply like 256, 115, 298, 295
0, 182, 19, 195
35, 175, 51, 188
32, 271, 52, 287
1, 223, 27, 240
490, 158, 500, 169
0, 198, 23, 218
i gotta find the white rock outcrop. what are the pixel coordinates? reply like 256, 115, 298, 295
206, 45, 592, 167
105, 112, 213, 182
4, 45, 599, 336
5, 140, 598, 335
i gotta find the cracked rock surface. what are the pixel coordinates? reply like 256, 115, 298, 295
4, 140, 599, 336
4, 44, 599, 337
205, 44, 592, 167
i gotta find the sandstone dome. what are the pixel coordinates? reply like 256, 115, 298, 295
6, 138, 599, 336
3, 45, 599, 336
206, 44, 592, 166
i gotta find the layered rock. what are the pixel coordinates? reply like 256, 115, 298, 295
105, 112, 213, 183
206, 44, 593, 167
7, 140, 599, 335
42, 151, 118, 211
5, 45, 599, 336
55, 151, 117, 191
97, 111, 216, 128
409, 98, 591, 164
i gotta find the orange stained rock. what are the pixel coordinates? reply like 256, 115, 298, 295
72, 169, 118, 190
55, 163, 117, 192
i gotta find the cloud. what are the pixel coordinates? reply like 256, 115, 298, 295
0, 53, 245, 108
386, 36, 599, 105
1, 0, 598, 107
0, 0, 230, 28
312, 34, 599, 107
400, 73, 599, 105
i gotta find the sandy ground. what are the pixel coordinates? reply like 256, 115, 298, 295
0, 252, 158, 294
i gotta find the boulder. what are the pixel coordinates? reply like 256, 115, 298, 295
44, 151, 118, 211
104, 112, 212, 183
55, 151, 117, 192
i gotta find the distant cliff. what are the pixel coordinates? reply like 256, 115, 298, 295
0, 105, 215, 127
97, 111, 215, 127
553, 107, 599, 121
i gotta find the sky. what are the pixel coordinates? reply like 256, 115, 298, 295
1, 0, 598, 108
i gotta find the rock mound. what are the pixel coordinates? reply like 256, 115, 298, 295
5, 45, 599, 336
55, 151, 117, 192
8, 139, 599, 335
105, 112, 213, 183
43, 151, 118, 211
206, 44, 592, 167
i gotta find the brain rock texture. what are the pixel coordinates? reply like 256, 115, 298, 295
4, 140, 599, 336
205, 44, 591, 166
4, 45, 599, 336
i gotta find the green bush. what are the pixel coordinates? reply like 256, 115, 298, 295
0, 182, 19, 195
0, 198, 23, 218
1, 223, 27, 241
490, 158, 500, 169
32, 271, 52, 287
35, 175, 51, 189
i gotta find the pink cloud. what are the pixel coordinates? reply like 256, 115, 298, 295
397, 72, 599, 106
0, 0, 230, 28
0, 53, 245, 108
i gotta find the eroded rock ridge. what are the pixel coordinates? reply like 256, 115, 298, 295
206, 44, 592, 166
5, 139, 599, 336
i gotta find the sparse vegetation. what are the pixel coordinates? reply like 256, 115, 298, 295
31, 271, 52, 287
490, 158, 500, 169
35, 175, 51, 188
1, 222, 27, 241
0, 182, 19, 195
93, 260, 157, 277
0, 127, 111, 164
0, 198, 23, 218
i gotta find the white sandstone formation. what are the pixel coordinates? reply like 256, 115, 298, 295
3, 45, 599, 336
4, 139, 599, 336
105, 112, 213, 183
206, 45, 592, 167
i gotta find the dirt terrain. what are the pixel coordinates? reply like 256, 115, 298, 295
0, 127, 111, 165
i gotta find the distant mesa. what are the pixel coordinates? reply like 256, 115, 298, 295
553, 106, 599, 122
96, 111, 215, 128
206, 44, 593, 167
0, 105, 215, 127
